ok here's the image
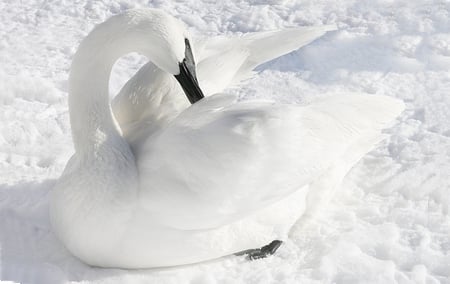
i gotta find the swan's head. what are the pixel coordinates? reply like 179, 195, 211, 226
110, 9, 204, 103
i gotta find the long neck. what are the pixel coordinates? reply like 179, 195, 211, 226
68, 21, 139, 153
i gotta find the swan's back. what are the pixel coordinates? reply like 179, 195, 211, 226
137, 94, 404, 230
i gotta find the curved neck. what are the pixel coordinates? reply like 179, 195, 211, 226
68, 10, 187, 153
68, 22, 142, 153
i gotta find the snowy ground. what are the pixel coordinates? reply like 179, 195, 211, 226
1, 0, 450, 283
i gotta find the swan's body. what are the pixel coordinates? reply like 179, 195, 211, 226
50, 9, 404, 268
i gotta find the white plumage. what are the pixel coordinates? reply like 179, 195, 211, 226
49, 8, 404, 268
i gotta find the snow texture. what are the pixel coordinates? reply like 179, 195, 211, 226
0, 0, 449, 283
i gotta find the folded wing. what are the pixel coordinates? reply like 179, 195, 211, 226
137, 94, 404, 230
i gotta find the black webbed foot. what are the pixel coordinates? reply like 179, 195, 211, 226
236, 240, 283, 260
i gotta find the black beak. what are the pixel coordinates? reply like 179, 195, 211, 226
174, 38, 204, 104
174, 59, 204, 104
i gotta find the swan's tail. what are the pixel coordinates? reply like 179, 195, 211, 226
310, 93, 405, 129
290, 94, 404, 236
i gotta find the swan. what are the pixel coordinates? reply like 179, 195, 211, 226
111, 24, 337, 146
50, 8, 405, 269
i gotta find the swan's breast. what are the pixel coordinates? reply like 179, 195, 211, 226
49, 142, 139, 264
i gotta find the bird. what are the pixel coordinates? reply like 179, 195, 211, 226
49, 8, 404, 269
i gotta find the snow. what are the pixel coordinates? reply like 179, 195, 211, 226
0, 0, 449, 283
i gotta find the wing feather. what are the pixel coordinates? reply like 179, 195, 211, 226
137, 94, 404, 230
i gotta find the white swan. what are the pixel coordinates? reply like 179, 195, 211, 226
50, 8, 404, 269
112, 24, 337, 147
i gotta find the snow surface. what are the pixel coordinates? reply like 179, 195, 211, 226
1, 0, 449, 283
